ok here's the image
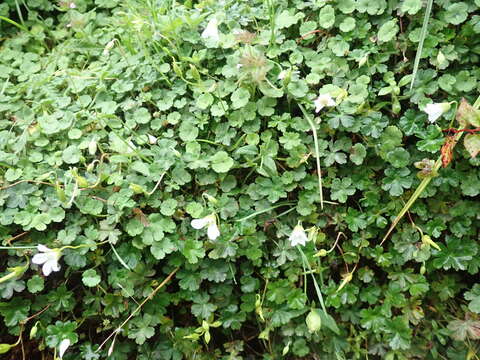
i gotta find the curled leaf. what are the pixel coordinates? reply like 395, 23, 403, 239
464, 133, 480, 158
457, 98, 480, 127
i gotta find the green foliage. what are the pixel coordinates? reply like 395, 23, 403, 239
0, 0, 480, 359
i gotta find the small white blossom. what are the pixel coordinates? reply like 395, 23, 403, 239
314, 94, 336, 113
236, 63, 243, 69
59, 339, 71, 359
32, 245, 62, 276
103, 39, 115, 56
191, 214, 220, 240
69, 2, 76, 8
147, 134, 157, 145
201, 18, 220, 42
289, 224, 308, 247
278, 70, 287, 80
423, 102, 451, 123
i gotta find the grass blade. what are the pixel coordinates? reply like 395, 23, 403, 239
409, 0, 434, 90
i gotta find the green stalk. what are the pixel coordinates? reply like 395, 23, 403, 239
409, 0, 434, 90
298, 103, 324, 209
235, 202, 295, 222
297, 247, 327, 314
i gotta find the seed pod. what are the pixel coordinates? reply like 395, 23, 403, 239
420, 265, 426, 275
30, 322, 38, 339
305, 309, 322, 333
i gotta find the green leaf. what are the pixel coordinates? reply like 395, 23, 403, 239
62, 145, 82, 164
82, 269, 101, 287
46, 321, 78, 348
464, 284, 480, 313
444, 3, 469, 25
27, 275, 44, 293
181, 238, 205, 264
0, 299, 30, 326
319, 5, 335, 29
317, 309, 340, 334
150, 237, 176, 260
160, 198, 178, 216
133, 107, 151, 124
276, 10, 301, 29
386, 148, 410, 168
231, 88, 250, 109
350, 143, 366, 165
378, 19, 398, 42
210, 151, 234, 173
339, 17, 355, 32
401, 0, 422, 15
464, 134, 480, 158
196, 93, 214, 110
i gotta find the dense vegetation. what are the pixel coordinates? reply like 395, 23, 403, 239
1, 0, 480, 358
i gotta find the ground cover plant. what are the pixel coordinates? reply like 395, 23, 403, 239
1, 0, 480, 358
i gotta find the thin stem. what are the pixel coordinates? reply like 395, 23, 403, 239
97, 267, 179, 352
297, 247, 327, 314
298, 103, 324, 209
409, 0, 434, 90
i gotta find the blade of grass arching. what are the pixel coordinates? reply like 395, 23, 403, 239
298, 103, 324, 209
14, 0, 25, 26
235, 202, 296, 222
409, 0, 434, 90
0, 16, 30, 33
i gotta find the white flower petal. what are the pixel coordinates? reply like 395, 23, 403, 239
207, 223, 220, 240
423, 102, 450, 123
42, 261, 53, 276
50, 260, 61, 273
201, 18, 219, 41
289, 225, 308, 247
37, 244, 50, 252
59, 339, 71, 359
147, 134, 157, 145
314, 94, 336, 113
191, 217, 209, 230
32, 253, 49, 265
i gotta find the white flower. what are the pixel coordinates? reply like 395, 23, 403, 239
201, 18, 220, 42
289, 224, 308, 247
191, 214, 220, 240
314, 94, 336, 113
423, 102, 451, 123
59, 339, 71, 359
102, 39, 115, 56
69, 2, 76, 8
32, 245, 62, 276
278, 70, 287, 80
236, 63, 243, 69
147, 134, 157, 145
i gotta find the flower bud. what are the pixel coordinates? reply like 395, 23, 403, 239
129, 183, 145, 194
314, 249, 328, 257
189, 64, 201, 81
173, 62, 183, 77
306, 309, 322, 333
88, 138, 97, 155
0, 344, 13, 354
420, 265, 426, 275
30, 322, 38, 339
421, 234, 441, 251
55, 181, 66, 202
